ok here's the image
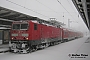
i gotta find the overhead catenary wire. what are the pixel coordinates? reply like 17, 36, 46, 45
67, 0, 77, 13
6, 0, 49, 18
57, 0, 78, 20
35, 0, 78, 16
6, 0, 79, 22
67, 0, 80, 17
35, 0, 60, 14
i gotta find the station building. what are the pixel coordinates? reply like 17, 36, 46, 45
0, 27, 10, 44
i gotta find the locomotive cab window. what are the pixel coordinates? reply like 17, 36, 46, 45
12, 24, 28, 30
13, 24, 20, 30
34, 23, 37, 30
21, 24, 28, 30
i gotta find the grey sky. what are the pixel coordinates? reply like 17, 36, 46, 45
0, 0, 89, 34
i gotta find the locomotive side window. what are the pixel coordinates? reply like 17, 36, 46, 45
34, 23, 37, 30
13, 24, 20, 30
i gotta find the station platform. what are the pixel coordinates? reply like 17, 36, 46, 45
70, 36, 90, 60
0, 36, 90, 60
0, 44, 9, 53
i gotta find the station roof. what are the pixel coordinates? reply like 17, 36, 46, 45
0, 6, 34, 25
72, 0, 90, 30
0, 6, 65, 27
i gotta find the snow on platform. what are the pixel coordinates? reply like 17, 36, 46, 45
0, 48, 9, 53
0, 44, 9, 53
0, 36, 89, 60
70, 36, 90, 60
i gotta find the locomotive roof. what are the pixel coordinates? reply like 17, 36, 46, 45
13, 17, 61, 28
30, 17, 61, 27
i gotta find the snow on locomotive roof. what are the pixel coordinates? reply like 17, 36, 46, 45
29, 17, 62, 27
12, 17, 63, 28
31, 20, 58, 27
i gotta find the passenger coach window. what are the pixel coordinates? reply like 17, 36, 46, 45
34, 23, 37, 30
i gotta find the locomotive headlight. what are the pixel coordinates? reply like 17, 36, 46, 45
12, 37, 14, 40
26, 37, 28, 40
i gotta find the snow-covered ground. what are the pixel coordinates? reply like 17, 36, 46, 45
0, 48, 9, 52
0, 36, 89, 60
0, 44, 9, 52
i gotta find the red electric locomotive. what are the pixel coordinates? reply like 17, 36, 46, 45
9, 18, 83, 53
9, 18, 62, 53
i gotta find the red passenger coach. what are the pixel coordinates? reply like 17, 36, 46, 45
9, 19, 62, 53
62, 28, 69, 42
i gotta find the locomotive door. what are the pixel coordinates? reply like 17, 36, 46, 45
40, 25, 46, 43
40, 25, 43, 40
60, 29, 62, 40
61, 29, 63, 42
